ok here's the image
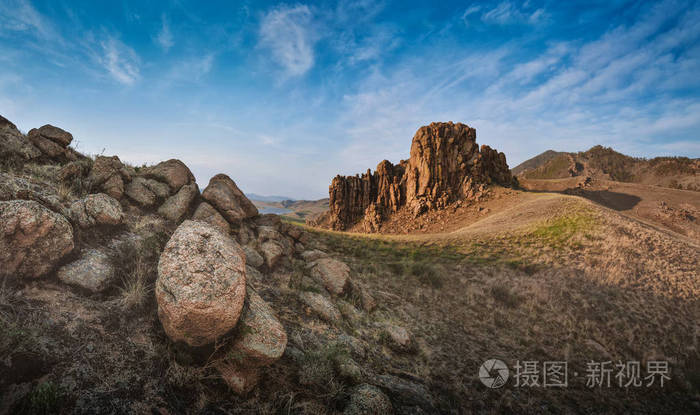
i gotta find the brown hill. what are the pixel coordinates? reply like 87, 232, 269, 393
517, 145, 699, 190
313, 122, 514, 232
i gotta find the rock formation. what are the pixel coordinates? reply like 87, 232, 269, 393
323, 122, 513, 231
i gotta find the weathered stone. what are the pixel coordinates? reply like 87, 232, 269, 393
26, 134, 65, 158
335, 356, 364, 384
338, 334, 367, 358
344, 384, 393, 415
371, 374, 434, 411
226, 286, 287, 367
0, 115, 41, 161
158, 183, 198, 222
254, 214, 281, 227
299, 291, 342, 323
28, 124, 73, 147
257, 225, 283, 242
142, 159, 195, 192
125, 177, 169, 207
243, 245, 264, 269
308, 257, 350, 295
384, 325, 412, 352
201, 174, 258, 223
156, 220, 247, 346
294, 242, 305, 253
214, 361, 260, 396
0, 200, 73, 278
260, 240, 284, 269
84, 193, 123, 225
301, 249, 328, 262
326, 122, 513, 230
88, 156, 132, 199
0, 173, 64, 213
57, 249, 114, 292
192, 202, 230, 234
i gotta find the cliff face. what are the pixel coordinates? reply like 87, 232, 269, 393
326, 122, 513, 231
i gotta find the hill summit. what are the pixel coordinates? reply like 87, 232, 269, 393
315, 122, 514, 231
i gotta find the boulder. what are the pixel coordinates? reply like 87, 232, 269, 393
28, 124, 73, 147
214, 361, 260, 396
0, 200, 74, 278
344, 384, 393, 415
26, 133, 65, 158
260, 240, 284, 269
156, 220, 247, 346
301, 249, 328, 262
0, 115, 41, 161
158, 183, 199, 222
257, 225, 284, 242
125, 177, 169, 207
308, 257, 351, 295
192, 202, 230, 234
0, 173, 64, 213
225, 286, 287, 367
142, 159, 195, 193
57, 249, 114, 292
299, 291, 342, 323
84, 193, 123, 225
384, 325, 413, 352
201, 174, 258, 223
88, 156, 132, 199
242, 245, 264, 269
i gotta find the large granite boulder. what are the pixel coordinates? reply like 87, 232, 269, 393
57, 249, 115, 292
88, 156, 133, 199
125, 177, 170, 207
0, 200, 73, 278
158, 183, 199, 222
308, 257, 351, 295
155, 220, 247, 346
191, 202, 230, 234
201, 174, 258, 224
69, 193, 123, 228
0, 115, 41, 161
141, 159, 195, 193
0, 173, 64, 213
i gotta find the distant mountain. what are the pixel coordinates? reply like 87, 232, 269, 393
511, 150, 567, 176
516, 145, 699, 191
246, 193, 296, 203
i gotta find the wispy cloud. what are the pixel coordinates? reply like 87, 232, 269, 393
463, 1, 547, 26
156, 14, 174, 51
98, 36, 140, 85
258, 4, 316, 77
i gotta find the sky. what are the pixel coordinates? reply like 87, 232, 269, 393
0, 0, 699, 199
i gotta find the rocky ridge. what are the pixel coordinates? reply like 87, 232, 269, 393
318, 122, 514, 231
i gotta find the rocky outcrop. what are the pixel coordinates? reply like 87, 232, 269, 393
325, 122, 513, 231
27, 124, 77, 160
141, 159, 196, 193
0, 116, 41, 161
201, 174, 258, 224
88, 156, 133, 199
156, 220, 247, 346
0, 173, 64, 213
0, 200, 74, 278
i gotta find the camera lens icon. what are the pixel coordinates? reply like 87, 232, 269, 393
479, 359, 509, 388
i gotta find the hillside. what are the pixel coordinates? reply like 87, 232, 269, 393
510, 149, 567, 176
516, 146, 699, 190
1, 115, 698, 414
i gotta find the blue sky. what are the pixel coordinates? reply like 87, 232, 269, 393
1, 0, 699, 199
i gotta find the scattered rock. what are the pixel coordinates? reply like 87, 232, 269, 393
371, 374, 434, 411
299, 291, 342, 323
243, 245, 264, 269
192, 202, 230, 234
301, 249, 328, 262
384, 325, 413, 352
57, 249, 114, 292
214, 361, 259, 396
308, 257, 351, 295
141, 159, 195, 193
156, 220, 247, 346
157, 183, 198, 222
260, 240, 284, 269
0, 200, 74, 278
344, 384, 393, 415
201, 174, 258, 223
